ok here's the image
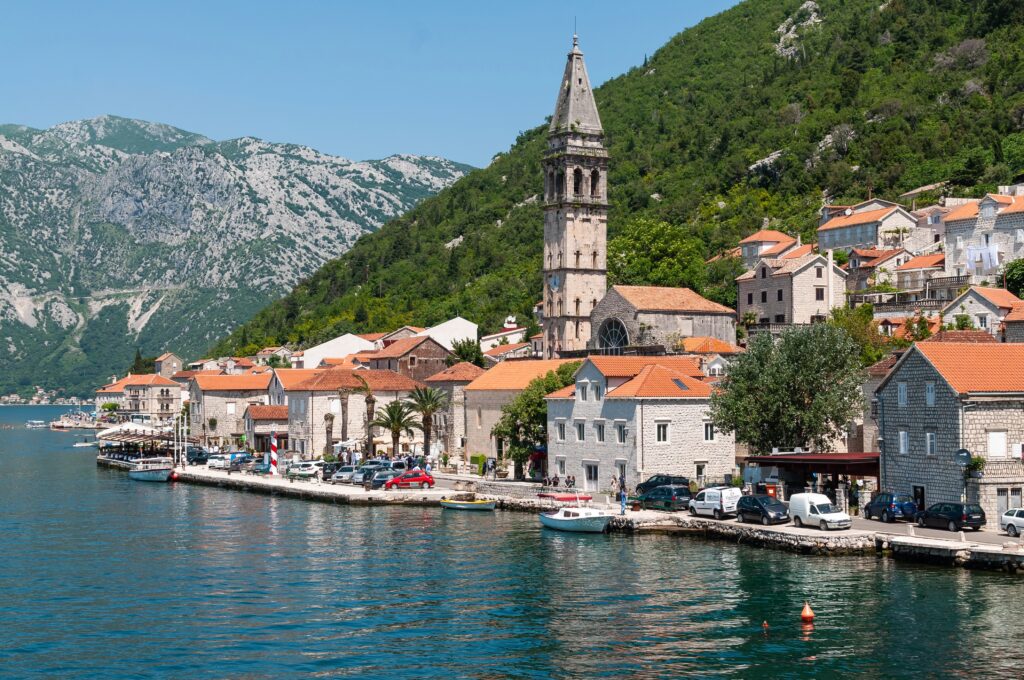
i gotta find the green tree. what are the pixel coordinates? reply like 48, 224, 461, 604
608, 217, 707, 291
709, 325, 864, 454
953, 314, 974, 330
447, 338, 485, 367
406, 386, 449, 460
1003, 259, 1024, 298
266, 354, 286, 368
491, 361, 580, 478
828, 304, 889, 366
129, 348, 155, 374
100, 402, 119, 413
371, 400, 421, 460
903, 316, 933, 342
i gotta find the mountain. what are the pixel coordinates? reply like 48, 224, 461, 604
216, 0, 1024, 355
0, 115, 471, 396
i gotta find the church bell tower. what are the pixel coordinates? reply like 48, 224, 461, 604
542, 35, 608, 358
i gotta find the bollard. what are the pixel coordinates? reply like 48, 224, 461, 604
959, 531, 966, 543
907, 525, 915, 537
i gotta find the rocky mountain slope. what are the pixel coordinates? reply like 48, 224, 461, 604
215, 0, 1024, 355
0, 115, 470, 395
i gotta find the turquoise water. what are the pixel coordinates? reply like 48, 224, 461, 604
1, 404, 1022, 678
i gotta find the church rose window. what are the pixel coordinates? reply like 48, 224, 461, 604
598, 318, 629, 354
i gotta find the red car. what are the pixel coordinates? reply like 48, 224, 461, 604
384, 470, 436, 490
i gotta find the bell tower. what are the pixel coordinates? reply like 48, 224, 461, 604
542, 35, 608, 358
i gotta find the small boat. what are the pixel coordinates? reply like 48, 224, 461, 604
127, 457, 174, 482
72, 440, 98, 448
26, 420, 47, 429
539, 506, 614, 533
440, 498, 496, 511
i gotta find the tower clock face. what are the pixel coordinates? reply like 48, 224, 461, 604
548, 274, 560, 292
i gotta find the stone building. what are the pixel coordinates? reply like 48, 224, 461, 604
483, 342, 532, 363
243, 404, 289, 453
545, 356, 734, 493
366, 335, 451, 382
464, 359, 575, 461
286, 368, 423, 458
816, 200, 918, 251
875, 342, 1024, 520
738, 229, 799, 268
541, 36, 608, 357
844, 248, 907, 292
1004, 304, 1024, 343
939, 286, 1022, 338
154, 353, 183, 379
942, 187, 1024, 283
189, 373, 272, 448
267, 368, 322, 406
736, 253, 846, 330
424, 361, 486, 461
588, 285, 736, 354
95, 373, 182, 425
893, 254, 948, 300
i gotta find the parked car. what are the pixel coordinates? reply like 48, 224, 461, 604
789, 493, 852, 531
352, 465, 385, 484
917, 502, 986, 532
688, 486, 742, 519
186, 446, 209, 465
249, 462, 272, 475
227, 453, 254, 472
288, 461, 324, 480
999, 508, 1024, 537
636, 474, 690, 495
330, 465, 356, 484
384, 470, 436, 490
736, 494, 790, 525
864, 492, 919, 523
389, 460, 409, 472
321, 462, 345, 479
207, 454, 230, 470
370, 469, 402, 489
637, 485, 691, 511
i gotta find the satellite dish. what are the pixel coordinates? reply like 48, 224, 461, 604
844, 208, 853, 216
954, 449, 971, 467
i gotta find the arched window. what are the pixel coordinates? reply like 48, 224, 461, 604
573, 168, 583, 196
547, 171, 555, 200
591, 169, 600, 197
556, 171, 565, 197
598, 318, 629, 355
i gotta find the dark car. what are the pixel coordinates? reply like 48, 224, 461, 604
227, 453, 254, 472
917, 502, 986, 532
185, 446, 209, 465
636, 474, 690, 495
736, 494, 790, 525
370, 469, 401, 490
637, 485, 691, 511
864, 492, 919, 523
321, 462, 345, 479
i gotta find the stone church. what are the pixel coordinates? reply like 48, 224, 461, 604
541, 38, 736, 358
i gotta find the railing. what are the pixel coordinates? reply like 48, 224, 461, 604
747, 323, 811, 335
873, 299, 946, 313
925, 275, 970, 290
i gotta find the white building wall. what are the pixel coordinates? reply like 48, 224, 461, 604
416, 317, 478, 351
299, 334, 375, 369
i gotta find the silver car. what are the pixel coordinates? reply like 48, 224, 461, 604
999, 508, 1024, 536
330, 465, 356, 484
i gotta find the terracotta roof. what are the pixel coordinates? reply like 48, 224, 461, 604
921, 330, 997, 343
425, 361, 487, 383
245, 404, 289, 421
736, 254, 841, 281
859, 249, 905, 268
1005, 303, 1024, 323
484, 342, 530, 357
970, 286, 1022, 310
817, 207, 898, 232
97, 373, 178, 393
739, 229, 795, 245
676, 336, 744, 355
356, 332, 387, 342
851, 248, 888, 258
896, 254, 945, 271
760, 241, 797, 256
544, 384, 577, 400
530, 333, 543, 339
890, 316, 942, 340
273, 368, 324, 390
607, 364, 713, 399
612, 285, 734, 314
372, 335, 433, 359
257, 346, 283, 355
192, 374, 272, 391
291, 368, 423, 392
914, 342, 1024, 394
171, 369, 223, 380
1000, 195, 1024, 215
155, 352, 177, 362
780, 244, 814, 259
586, 355, 703, 378
943, 201, 981, 222
866, 353, 902, 378
465, 359, 576, 391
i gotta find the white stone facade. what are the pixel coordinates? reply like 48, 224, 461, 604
737, 256, 846, 326
189, 385, 269, 447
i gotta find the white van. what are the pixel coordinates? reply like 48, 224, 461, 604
689, 486, 743, 519
789, 493, 852, 531
207, 454, 229, 470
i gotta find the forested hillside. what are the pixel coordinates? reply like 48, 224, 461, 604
214, 0, 1024, 355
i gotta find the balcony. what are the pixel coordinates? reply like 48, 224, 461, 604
873, 298, 946, 314
924, 275, 970, 291
747, 322, 811, 336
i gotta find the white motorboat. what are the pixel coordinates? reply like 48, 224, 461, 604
127, 457, 174, 482
26, 420, 47, 429
539, 506, 614, 533
440, 498, 497, 511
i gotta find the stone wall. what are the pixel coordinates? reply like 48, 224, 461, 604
190, 388, 269, 447
1006, 321, 1024, 343
736, 259, 844, 325
944, 210, 1024, 281
589, 288, 736, 350
939, 289, 1004, 337
464, 389, 518, 461
288, 390, 418, 458
962, 401, 1024, 517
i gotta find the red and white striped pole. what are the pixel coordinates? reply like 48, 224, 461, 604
270, 431, 279, 475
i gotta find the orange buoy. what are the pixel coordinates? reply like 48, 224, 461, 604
170, 472, 179, 481
800, 601, 815, 622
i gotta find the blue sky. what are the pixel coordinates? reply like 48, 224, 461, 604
0, 1, 735, 166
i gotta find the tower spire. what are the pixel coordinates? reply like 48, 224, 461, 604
550, 34, 602, 136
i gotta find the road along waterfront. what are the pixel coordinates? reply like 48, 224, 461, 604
5, 407, 1024, 678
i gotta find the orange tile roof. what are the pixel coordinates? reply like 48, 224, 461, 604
943, 201, 980, 222
890, 316, 942, 340
760, 241, 797, 256
155, 352, 177, 362
970, 286, 1022, 310
425, 361, 487, 383
738, 229, 795, 245
817, 206, 897, 232
291, 368, 423, 392
780, 244, 814, 259
465, 359, 576, 391
677, 336, 744, 355
245, 404, 289, 421
372, 335, 434, 358
273, 368, 324, 390
356, 332, 387, 342
586, 355, 704, 378
1005, 303, 1024, 323
192, 374, 272, 391
612, 285, 734, 314
232, 357, 255, 367
607, 364, 713, 399
483, 342, 530, 357
530, 333, 543, 340
896, 254, 945, 271
97, 373, 178, 392
863, 249, 905, 268
914, 342, 1024, 394
1000, 195, 1024, 215
171, 369, 223, 380
921, 330, 997, 343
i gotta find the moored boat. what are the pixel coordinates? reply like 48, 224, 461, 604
539, 506, 613, 533
26, 420, 47, 429
127, 457, 174, 482
440, 498, 497, 511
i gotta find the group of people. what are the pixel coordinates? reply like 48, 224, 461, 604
543, 474, 576, 489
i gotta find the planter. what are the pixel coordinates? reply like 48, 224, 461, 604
496, 470, 509, 479
969, 470, 984, 479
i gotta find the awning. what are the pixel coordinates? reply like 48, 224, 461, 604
745, 452, 879, 477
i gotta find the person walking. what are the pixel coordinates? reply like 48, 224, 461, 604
609, 475, 619, 505
620, 487, 627, 515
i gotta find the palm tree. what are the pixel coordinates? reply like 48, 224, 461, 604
323, 412, 334, 457
407, 386, 448, 461
337, 387, 350, 443
355, 374, 376, 458
370, 400, 421, 459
